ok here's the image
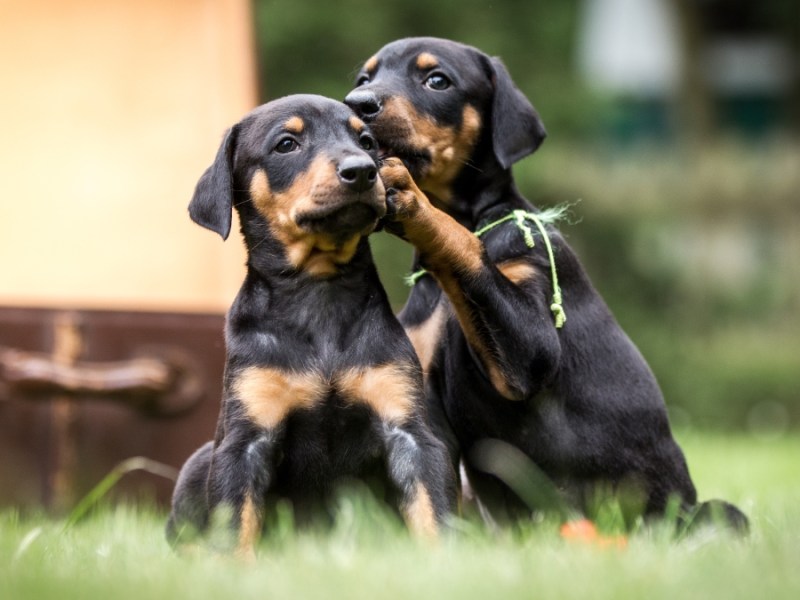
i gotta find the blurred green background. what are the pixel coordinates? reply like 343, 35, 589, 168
252, 0, 799, 431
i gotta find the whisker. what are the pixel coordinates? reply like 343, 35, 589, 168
248, 234, 272, 252
460, 158, 483, 173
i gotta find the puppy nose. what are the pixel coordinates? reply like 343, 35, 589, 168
337, 156, 377, 192
344, 89, 382, 120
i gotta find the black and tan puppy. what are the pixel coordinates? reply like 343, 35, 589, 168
345, 38, 747, 530
166, 95, 456, 558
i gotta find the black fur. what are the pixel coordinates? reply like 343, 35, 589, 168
167, 95, 456, 554
346, 38, 747, 532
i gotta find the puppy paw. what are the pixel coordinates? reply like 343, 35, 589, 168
379, 158, 429, 222
379, 157, 415, 188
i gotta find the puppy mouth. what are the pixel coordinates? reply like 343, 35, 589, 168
375, 138, 430, 179
296, 200, 384, 241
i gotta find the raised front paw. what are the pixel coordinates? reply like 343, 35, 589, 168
379, 157, 429, 222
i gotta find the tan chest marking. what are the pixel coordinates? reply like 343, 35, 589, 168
233, 366, 327, 429
497, 258, 538, 285
336, 363, 420, 424
235, 364, 420, 427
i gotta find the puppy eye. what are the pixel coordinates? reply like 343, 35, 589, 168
424, 73, 451, 91
274, 138, 299, 153
356, 75, 370, 87
359, 134, 376, 151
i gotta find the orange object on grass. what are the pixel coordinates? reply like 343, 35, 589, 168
559, 519, 628, 549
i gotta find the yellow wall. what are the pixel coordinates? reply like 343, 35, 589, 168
0, 0, 256, 313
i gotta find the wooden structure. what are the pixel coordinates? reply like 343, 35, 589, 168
0, 0, 258, 509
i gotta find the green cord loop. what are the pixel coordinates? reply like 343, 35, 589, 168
513, 209, 536, 248
405, 207, 569, 329
404, 269, 427, 287
525, 210, 567, 329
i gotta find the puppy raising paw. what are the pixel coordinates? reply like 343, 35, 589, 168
379, 157, 431, 224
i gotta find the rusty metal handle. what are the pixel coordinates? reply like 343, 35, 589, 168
0, 346, 203, 416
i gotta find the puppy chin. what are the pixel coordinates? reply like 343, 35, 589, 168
297, 202, 381, 240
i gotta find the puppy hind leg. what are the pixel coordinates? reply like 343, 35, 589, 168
166, 441, 214, 547
679, 499, 750, 536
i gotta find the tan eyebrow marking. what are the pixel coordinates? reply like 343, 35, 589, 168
283, 116, 304, 133
416, 52, 439, 70
349, 116, 365, 133
364, 54, 379, 73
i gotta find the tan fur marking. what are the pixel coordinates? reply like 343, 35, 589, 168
303, 235, 361, 276
434, 277, 517, 400
337, 363, 418, 423
364, 54, 379, 73
249, 158, 384, 276
234, 366, 326, 429
405, 303, 447, 376
485, 363, 516, 400
283, 116, 304, 133
249, 169, 271, 214
349, 116, 365, 133
404, 482, 438, 540
415, 52, 439, 70
497, 259, 538, 285
379, 158, 483, 275
423, 212, 484, 274
378, 99, 482, 202
407, 207, 484, 275
333, 235, 362, 263
378, 158, 514, 396
235, 494, 260, 563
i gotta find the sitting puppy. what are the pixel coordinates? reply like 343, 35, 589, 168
166, 95, 456, 558
345, 38, 747, 530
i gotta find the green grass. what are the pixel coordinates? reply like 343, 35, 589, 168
2, 433, 799, 600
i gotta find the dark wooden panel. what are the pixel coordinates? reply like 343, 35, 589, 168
0, 306, 226, 511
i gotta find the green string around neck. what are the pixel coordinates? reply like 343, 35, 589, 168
522, 210, 567, 329
405, 206, 569, 329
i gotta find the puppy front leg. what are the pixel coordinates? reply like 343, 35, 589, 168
383, 422, 457, 539
380, 158, 484, 277
206, 426, 283, 561
380, 158, 561, 400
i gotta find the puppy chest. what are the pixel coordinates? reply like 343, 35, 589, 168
231, 363, 420, 429
276, 401, 385, 484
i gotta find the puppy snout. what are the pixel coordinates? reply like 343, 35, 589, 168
344, 90, 382, 121
337, 155, 378, 193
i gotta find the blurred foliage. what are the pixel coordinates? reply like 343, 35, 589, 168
252, 1, 799, 430
516, 140, 800, 431
253, 0, 604, 136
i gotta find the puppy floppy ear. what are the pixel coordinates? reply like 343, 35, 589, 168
188, 126, 238, 240
489, 57, 546, 169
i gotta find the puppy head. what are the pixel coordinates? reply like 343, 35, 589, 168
189, 95, 386, 276
345, 37, 546, 200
